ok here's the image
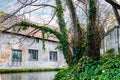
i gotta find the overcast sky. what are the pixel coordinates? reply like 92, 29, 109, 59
0, 0, 119, 30
0, 0, 59, 27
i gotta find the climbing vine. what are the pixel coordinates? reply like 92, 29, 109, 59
11, 19, 72, 64
87, 0, 100, 60
42, 31, 45, 50
55, 0, 73, 64
11, 21, 62, 41
9, 0, 73, 65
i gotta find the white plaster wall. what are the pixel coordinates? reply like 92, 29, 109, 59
0, 33, 67, 68
104, 28, 119, 54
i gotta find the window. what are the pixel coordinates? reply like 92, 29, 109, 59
35, 38, 39, 43
12, 49, 22, 62
29, 49, 38, 61
50, 51, 57, 61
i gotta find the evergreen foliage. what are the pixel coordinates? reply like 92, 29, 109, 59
54, 55, 120, 80
10, 0, 120, 79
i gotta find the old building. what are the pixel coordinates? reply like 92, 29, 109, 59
0, 16, 67, 69
103, 26, 120, 54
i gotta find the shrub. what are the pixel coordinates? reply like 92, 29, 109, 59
106, 48, 115, 54
103, 48, 115, 58
54, 55, 120, 80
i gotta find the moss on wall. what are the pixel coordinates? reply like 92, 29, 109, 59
0, 68, 64, 73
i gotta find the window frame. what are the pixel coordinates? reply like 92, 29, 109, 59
49, 51, 57, 62
28, 49, 38, 61
12, 49, 22, 62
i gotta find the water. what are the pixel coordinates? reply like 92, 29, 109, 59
0, 71, 58, 80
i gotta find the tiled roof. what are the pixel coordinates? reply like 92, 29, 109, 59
0, 16, 59, 42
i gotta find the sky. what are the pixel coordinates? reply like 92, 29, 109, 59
0, 0, 59, 27
0, 0, 9, 11
0, 0, 119, 30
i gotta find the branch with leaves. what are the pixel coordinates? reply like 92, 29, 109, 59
10, 21, 62, 41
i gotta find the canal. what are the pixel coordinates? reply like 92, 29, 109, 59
0, 71, 57, 80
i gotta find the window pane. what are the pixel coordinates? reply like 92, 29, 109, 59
12, 50, 22, 62
50, 51, 57, 61
29, 49, 38, 61
33, 53, 36, 59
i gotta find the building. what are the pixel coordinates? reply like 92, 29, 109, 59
103, 26, 120, 54
0, 16, 67, 69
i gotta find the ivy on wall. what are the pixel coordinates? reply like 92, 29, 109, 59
10, 0, 73, 65
11, 21, 70, 65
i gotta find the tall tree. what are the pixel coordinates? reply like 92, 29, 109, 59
87, 0, 100, 60
1, 0, 118, 64
66, 0, 85, 62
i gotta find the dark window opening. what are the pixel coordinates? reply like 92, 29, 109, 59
29, 49, 38, 61
12, 49, 22, 62
50, 51, 57, 61
35, 38, 39, 43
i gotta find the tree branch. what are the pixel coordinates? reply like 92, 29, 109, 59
18, 0, 56, 8
9, 21, 62, 42
0, 0, 37, 23
31, 4, 56, 9
105, 0, 120, 9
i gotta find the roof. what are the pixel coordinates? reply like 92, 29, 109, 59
103, 25, 120, 40
105, 26, 120, 36
0, 16, 59, 42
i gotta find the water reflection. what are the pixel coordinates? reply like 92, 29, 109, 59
0, 72, 57, 80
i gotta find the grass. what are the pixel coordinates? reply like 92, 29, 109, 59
0, 68, 64, 73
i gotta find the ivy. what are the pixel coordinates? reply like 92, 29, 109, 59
54, 55, 120, 80
42, 31, 45, 50
87, 0, 97, 58
12, 21, 62, 42
55, 0, 73, 64
10, 0, 73, 65
11, 19, 71, 64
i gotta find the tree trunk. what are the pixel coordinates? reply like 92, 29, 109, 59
66, 0, 85, 62
56, 0, 73, 65
87, 0, 100, 60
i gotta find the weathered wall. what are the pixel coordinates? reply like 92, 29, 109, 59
103, 27, 120, 54
0, 33, 67, 68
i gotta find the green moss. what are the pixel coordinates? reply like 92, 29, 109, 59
0, 68, 64, 73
